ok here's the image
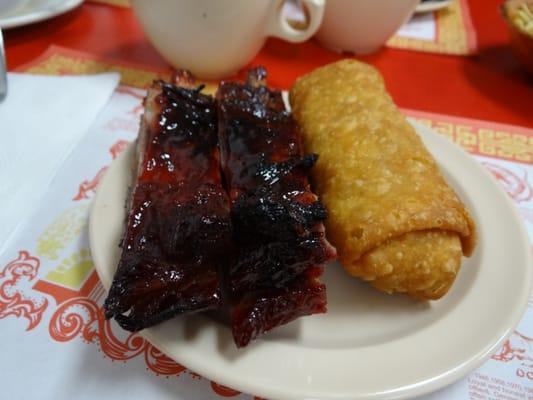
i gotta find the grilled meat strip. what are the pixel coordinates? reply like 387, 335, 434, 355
217, 68, 336, 347
104, 75, 231, 331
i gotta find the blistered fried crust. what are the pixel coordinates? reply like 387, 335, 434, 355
289, 60, 476, 300
354, 230, 463, 300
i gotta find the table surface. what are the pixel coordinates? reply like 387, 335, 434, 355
3, 0, 533, 129
1, 3, 533, 399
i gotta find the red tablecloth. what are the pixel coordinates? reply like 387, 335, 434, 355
4, 0, 533, 130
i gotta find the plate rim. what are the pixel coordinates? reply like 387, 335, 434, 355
90, 119, 532, 400
0, 0, 83, 29
414, 0, 453, 14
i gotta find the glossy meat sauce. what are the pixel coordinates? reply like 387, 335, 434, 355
105, 72, 335, 346
217, 69, 336, 347
104, 81, 231, 331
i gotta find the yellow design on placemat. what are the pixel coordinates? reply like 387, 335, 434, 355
478, 130, 533, 163
45, 249, 94, 289
87, 0, 130, 7
25, 54, 168, 89
412, 118, 533, 163
388, 0, 474, 55
26, 52, 219, 92
24, 48, 532, 163
37, 205, 89, 260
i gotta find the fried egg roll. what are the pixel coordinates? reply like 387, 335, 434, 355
289, 60, 476, 300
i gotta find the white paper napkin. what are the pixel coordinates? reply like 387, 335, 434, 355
0, 72, 120, 256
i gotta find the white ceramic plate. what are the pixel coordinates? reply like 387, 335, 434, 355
0, 0, 83, 29
90, 120, 532, 400
415, 0, 452, 14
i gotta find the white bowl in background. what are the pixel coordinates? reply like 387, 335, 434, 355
315, 0, 419, 54
131, 0, 325, 79
0, 0, 28, 17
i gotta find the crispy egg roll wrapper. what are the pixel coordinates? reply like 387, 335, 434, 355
289, 60, 476, 300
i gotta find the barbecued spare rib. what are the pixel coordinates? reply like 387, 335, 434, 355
104, 75, 231, 331
217, 68, 337, 347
